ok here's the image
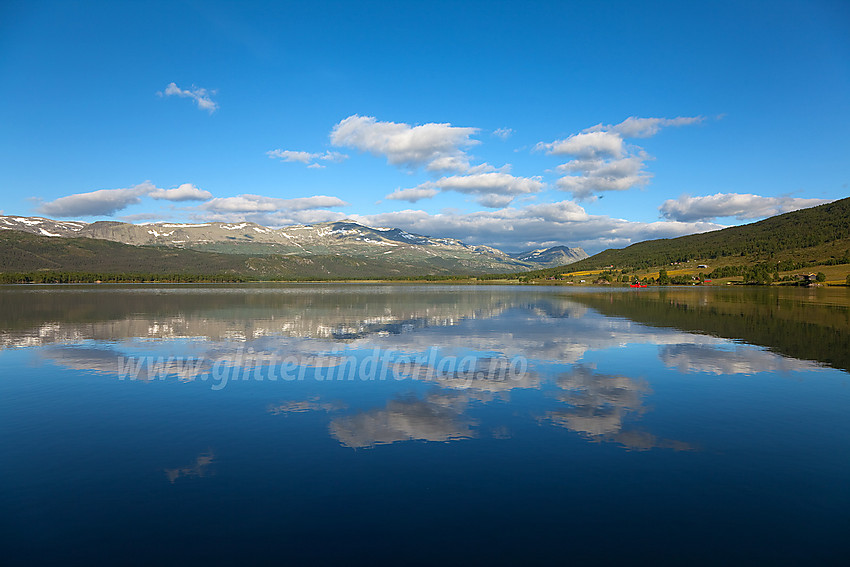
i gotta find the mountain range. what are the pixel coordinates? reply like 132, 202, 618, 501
2, 199, 848, 283
0, 215, 587, 277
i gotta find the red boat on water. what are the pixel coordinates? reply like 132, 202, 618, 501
629, 283, 648, 287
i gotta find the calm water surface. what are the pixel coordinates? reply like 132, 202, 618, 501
1, 284, 848, 565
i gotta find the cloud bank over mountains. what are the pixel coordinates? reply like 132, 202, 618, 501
350, 203, 723, 253
31, 113, 826, 253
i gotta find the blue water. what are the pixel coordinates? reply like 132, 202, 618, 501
0, 284, 848, 565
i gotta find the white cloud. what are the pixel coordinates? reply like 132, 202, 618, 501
149, 183, 212, 202
465, 162, 505, 174
424, 155, 472, 173
539, 130, 624, 159
555, 156, 651, 199
659, 193, 833, 222
37, 182, 158, 217
267, 149, 348, 168
192, 194, 350, 226
36, 181, 214, 217
351, 200, 721, 253
539, 115, 703, 201
433, 172, 543, 197
609, 116, 704, 138
193, 208, 348, 227
320, 151, 348, 163
200, 194, 348, 214
557, 156, 645, 177
159, 82, 218, 113
492, 127, 514, 140
267, 150, 315, 164
385, 186, 440, 203
330, 114, 479, 173
476, 194, 516, 208
385, 172, 544, 207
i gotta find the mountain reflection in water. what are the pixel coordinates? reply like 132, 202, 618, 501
3, 284, 844, 449
2, 284, 849, 564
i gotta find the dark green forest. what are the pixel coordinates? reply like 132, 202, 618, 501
0, 231, 447, 281
572, 290, 850, 372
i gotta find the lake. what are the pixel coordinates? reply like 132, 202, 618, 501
1, 284, 848, 565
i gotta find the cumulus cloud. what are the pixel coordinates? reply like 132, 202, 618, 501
433, 172, 543, 197
267, 150, 315, 163
659, 193, 832, 222
149, 183, 212, 202
351, 200, 722, 253
538, 115, 704, 201
540, 130, 624, 159
330, 114, 479, 173
385, 186, 441, 203
492, 127, 514, 140
556, 155, 651, 197
200, 194, 348, 214
36, 181, 212, 217
385, 172, 544, 207
608, 116, 704, 138
267, 149, 348, 168
37, 182, 158, 217
158, 82, 218, 113
191, 193, 349, 226
477, 194, 516, 208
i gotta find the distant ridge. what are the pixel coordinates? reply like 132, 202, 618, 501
510, 245, 588, 265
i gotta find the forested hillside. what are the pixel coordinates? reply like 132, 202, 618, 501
525, 197, 850, 277
0, 231, 245, 276
0, 230, 451, 282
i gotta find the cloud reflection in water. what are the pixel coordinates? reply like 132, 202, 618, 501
9, 286, 832, 453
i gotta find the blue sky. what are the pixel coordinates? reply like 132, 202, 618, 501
0, 0, 847, 253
